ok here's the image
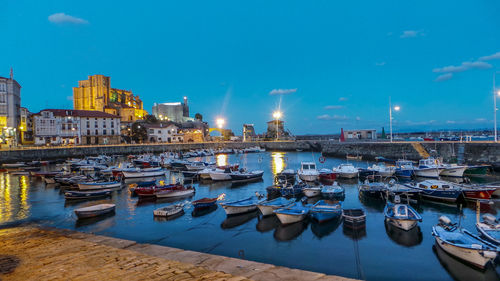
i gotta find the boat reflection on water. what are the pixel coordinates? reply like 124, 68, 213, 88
256, 215, 280, 233
75, 211, 116, 228
384, 221, 423, 247
221, 210, 258, 229
136, 194, 194, 207
231, 178, 264, 188
153, 210, 185, 222
192, 205, 218, 217
433, 244, 500, 281
343, 224, 367, 241
358, 193, 385, 212
274, 221, 308, 242
311, 217, 342, 239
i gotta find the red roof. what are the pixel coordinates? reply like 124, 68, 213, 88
35, 109, 120, 118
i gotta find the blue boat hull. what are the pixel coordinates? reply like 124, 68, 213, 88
395, 169, 413, 178
310, 211, 341, 223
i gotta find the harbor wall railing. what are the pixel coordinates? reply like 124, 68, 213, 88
0, 141, 498, 165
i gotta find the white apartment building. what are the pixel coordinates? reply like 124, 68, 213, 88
145, 122, 183, 143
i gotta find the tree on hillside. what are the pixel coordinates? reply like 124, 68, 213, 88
195, 113, 203, 121
144, 114, 159, 124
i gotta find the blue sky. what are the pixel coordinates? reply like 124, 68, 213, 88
2, 0, 500, 134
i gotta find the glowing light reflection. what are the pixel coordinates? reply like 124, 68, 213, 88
271, 152, 285, 175
217, 154, 228, 167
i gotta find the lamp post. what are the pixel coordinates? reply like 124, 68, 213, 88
272, 111, 282, 141
389, 97, 400, 143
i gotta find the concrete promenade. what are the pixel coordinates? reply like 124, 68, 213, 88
1, 140, 499, 165
0, 225, 353, 281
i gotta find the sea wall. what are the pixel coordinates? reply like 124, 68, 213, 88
0, 141, 498, 165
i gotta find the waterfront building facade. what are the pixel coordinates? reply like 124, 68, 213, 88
34, 109, 121, 145
20, 107, 34, 144
145, 122, 182, 143
73, 74, 147, 123
243, 124, 256, 141
0, 74, 21, 146
344, 129, 377, 140
152, 97, 192, 123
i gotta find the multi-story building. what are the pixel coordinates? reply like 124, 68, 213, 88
243, 124, 256, 141
19, 107, 34, 144
33, 109, 121, 145
152, 97, 192, 123
0, 73, 21, 146
144, 122, 182, 143
73, 74, 147, 123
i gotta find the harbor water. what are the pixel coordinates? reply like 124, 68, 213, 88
1, 151, 500, 281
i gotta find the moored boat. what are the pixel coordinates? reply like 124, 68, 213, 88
476, 214, 500, 245
121, 167, 165, 178
229, 169, 264, 181
155, 185, 195, 198
298, 162, 319, 182
220, 197, 259, 215
342, 208, 366, 228
439, 164, 467, 178
318, 168, 337, 183
274, 203, 310, 224
309, 200, 342, 223
65, 189, 112, 200
395, 160, 415, 178
153, 203, 184, 217
192, 194, 225, 209
303, 184, 322, 198
74, 203, 115, 219
333, 163, 359, 179
77, 181, 121, 190
405, 180, 462, 203
257, 197, 295, 216
432, 216, 499, 269
321, 182, 345, 199
384, 197, 422, 231
414, 158, 443, 178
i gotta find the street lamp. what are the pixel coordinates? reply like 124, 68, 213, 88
389, 97, 400, 143
273, 111, 282, 141
216, 118, 225, 129
494, 72, 500, 142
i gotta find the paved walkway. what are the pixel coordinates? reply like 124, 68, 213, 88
0, 226, 354, 281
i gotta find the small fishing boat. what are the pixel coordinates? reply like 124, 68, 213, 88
476, 214, 500, 245
274, 203, 310, 224
333, 163, 359, 179
121, 167, 165, 178
192, 194, 225, 209
395, 160, 415, 178
155, 185, 195, 198
74, 203, 115, 219
229, 169, 264, 180
2, 162, 26, 168
309, 200, 342, 223
65, 189, 113, 200
464, 165, 491, 176
209, 168, 233, 181
280, 182, 305, 197
321, 182, 345, 198
303, 184, 322, 198
405, 180, 462, 203
153, 203, 184, 217
257, 197, 295, 216
220, 197, 259, 215
432, 216, 499, 269
342, 208, 366, 227
77, 181, 121, 190
298, 162, 319, 182
367, 163, 395, 177
276, 169, 296, 183
135, 183, 181, 197
384, 196, 422, 231
358, 181, 386, 199
439, 164, 467, 178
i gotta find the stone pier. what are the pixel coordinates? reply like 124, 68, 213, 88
0, 225, 354, 281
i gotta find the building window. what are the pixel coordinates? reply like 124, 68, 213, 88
87, 130, 90, 135
95, 129, 98, 135
87, 121, 90, 128
103, 129, 107, 135
0, 93, 6, 104
111, 129, 115, 135
0, 83, 6, 92
158, 130, 161, 134
111, 121, 114, 128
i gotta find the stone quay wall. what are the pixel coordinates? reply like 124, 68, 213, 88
0, 141, 498, 165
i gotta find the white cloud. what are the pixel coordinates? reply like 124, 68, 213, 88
317, 114, 349, 121
400, 30, 424, 38
324, 105, 344, 110
48, 13, 88, 24
433, 61, 492, 73
338, 97, 348, 101
446, 120, 456, 124
435, 73, 453, 82
479, 51, 500, 61
269, 88, 297, 95
375, 62, 386, 66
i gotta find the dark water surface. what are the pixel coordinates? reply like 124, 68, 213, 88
1, 151, 500, 281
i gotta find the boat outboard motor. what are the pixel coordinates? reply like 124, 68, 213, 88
438, 216, 452, 226
482, 214, 499, 225
394, 195, 401, 204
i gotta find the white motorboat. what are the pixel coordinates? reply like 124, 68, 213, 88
384, 196, 422, 231
297, 162, 319, 182
414, 158, 444, 178
257, 197, 295, 216
198, 168, 217, 180
185, 162, 208, 171
121, 167, 165, 178
333, 163, 359, 179
439, 164, 467, 178
209, 169, 232, 181
476, 214, 500, 245
77, 181, 122, 190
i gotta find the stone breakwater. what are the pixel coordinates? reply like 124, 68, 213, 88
0, 141, 498, 165
0, 225, 354, 281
